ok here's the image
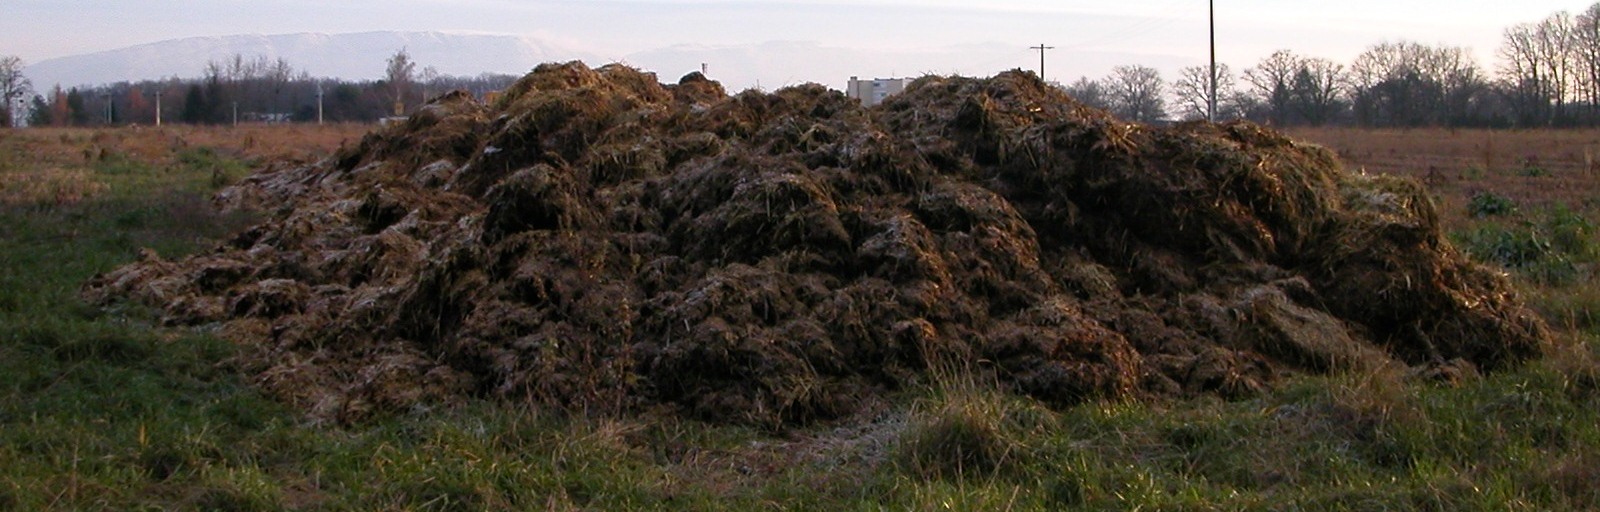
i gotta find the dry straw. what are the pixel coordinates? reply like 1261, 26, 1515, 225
86, 62, 1548, 426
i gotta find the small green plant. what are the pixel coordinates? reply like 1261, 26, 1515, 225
1454, 205, 1596, 286
1520, 156, 1550, 177
1533, 286, 1600, 333
177, 147, 253, 189
1467, 191, 1517, 218
1523, 257, 1583, 287
92, 150, 152, 176
1545, 203, 1597, 262
1454, 224, 1548, 268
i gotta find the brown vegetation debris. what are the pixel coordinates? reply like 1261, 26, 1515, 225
84, 62, 1549, 426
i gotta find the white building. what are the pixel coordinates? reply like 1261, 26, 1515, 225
7, 95, 27, 128
846, 76, 905, 107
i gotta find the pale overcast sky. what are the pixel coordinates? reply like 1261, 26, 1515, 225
4, 1, 1596, 88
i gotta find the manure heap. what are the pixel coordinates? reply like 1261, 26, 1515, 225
88, 63, 1548, 426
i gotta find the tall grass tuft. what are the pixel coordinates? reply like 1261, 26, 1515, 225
897, 383, 1016, 480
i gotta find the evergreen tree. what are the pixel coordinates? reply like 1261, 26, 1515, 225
181, 84, 209, 124
27, 94, 50, 126
65, 88, 88, 125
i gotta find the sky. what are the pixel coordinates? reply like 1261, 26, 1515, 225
4, 1, 1598, 89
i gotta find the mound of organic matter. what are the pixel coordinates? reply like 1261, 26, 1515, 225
86, 62, 1548, 426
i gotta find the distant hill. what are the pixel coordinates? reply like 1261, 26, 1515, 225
625, 41, 1190, 92
23, 31, 1192, 93
24, 31, 598, 88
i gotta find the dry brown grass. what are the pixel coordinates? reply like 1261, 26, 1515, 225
6, 124, 371, 169
1286, 127, 1600, 176
0, 124, 373, 206
1287, 127, 1600, 232
0, 166, 108, 207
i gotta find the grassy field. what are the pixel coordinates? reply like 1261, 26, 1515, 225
2, 125, 1599, 510
1288, 127, 1600, 332
1285, 127, 1600, 227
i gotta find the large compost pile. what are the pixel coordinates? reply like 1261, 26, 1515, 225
86, 62, 1548, 426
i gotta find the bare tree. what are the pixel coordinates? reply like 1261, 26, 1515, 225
0, 55, 32, 128
1502, 21, 1554, 125
1172, 63, 1242, 121
1575, 4, 1600, 117
196, 54, 311, 123
1244, 50, 1302, 124
1289, 57, 1346, 126
1106, 65, 1165, 123
264, 57, 300, 116
386, 48, 416, 116
1062, 76, 1111, 111
1536, 11, 1577, 122
1426, 45, 1491, 125
419, 65, 440, 103
1345, 41, 1487, 126
228, 54, 255, 81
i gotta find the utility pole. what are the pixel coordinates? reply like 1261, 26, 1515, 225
1031, 44, 1055, 83
154, 90, 162, 126
1208, 0, 1218, 122
316, 82, 325, 125
232, 101, 238, 127
100, 92, 112, 125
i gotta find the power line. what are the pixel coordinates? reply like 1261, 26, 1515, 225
1053, 0, 1191, 52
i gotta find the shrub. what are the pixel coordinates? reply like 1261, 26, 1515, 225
1544, 204, 1597, 263
1454, 205, 1596, 287
1467, 191, 1517, 218
1454, 224, 1549, 269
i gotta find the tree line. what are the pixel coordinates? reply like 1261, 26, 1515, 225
8, 5, 1600, 129
3, 49, 516, 128
1067, 4, 1600, 128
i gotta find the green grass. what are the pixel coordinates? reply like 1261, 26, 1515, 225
869, 353, 1600, 510
3, 129, 1600, 510
1453, 203, 1598, 287
176, 147, 256, 188
1467, 191, 1517, 218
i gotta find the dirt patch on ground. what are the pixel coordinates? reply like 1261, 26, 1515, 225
85, 63, 1548, 426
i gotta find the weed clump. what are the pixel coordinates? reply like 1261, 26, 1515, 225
896, 388, 1018, 480
1454, 204, 1597, 287
1467, 191, 1516, 218
86, 62, 1549, 426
